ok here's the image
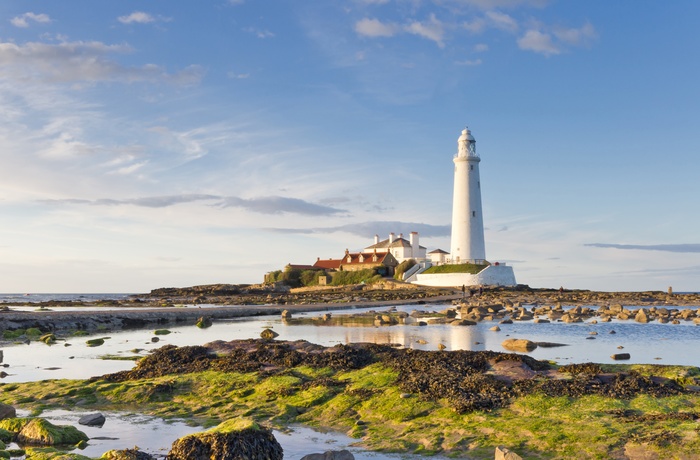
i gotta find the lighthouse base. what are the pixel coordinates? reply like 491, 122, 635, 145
412, 264, 517, 288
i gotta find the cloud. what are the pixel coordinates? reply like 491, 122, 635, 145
554, 22, 597, 46
219, 196, 347, 216
585, 243, 700, 254
474, 43, 489, 52
269, 221, 451, 238
463, 18, 487, 34
485, 11, 518, 32
118, 12, 155, 24
517, 29, 559, 55
40, 194, 346, 216
0, 40, 204, 85
11, 12, 51, 28
355, 18, 399, 38
445, 0, 548, 9
455, 58, 482, 66
244, 28, 275, 39
405, 14, 445, 47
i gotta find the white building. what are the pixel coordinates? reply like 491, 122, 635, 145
365, 232, 427, 263
450, 127, 486, 264
410, 127, 517, 287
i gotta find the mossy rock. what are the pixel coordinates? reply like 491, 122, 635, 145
25, 328, 43, 337
196, 317, 212, 328
260, 328, 279, 340
39, 334, 57, 345
23, 447, 92, 460
2, 330, 24, 340
0, 416, 29, 434
86, 338, 105, 347
154, 329, 172, 336
167, 418, 282, 460
1, 418, 89, 446
71, 331, 89, 337
99, 447, 156, 459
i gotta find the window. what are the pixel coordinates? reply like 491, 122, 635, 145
472, 211, 476, 217
470, 165, 474, 170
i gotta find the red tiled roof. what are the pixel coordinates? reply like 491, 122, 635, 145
340, 252, 394, 266
313, 259, 342, 270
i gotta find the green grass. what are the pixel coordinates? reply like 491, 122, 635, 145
421, 263, 488, 275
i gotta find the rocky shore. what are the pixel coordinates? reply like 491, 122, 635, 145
1, 283, 699, 335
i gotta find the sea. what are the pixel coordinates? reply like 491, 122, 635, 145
2, 292, 700, 458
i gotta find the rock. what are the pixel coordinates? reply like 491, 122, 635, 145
281, 310, 292, 320
635, 309, 649, 323
438, 343, 446, 351
151, 337, 160, 343
166, 418, 282, 460
0, 417, 90, 446
490, 326, 501, 332
86, 338, 105, 347
196, 317, 212, 328
154, 330, 172, 336
23, 447, 92, 459
0, 404, 15, 421
101, 447, 157, 459
78, 413, 106, 427
533, 318, 550, 323
260, 328, 279, 340
495, 446, 523, 460
301, 450, 355, 460
39, 333, 56, 345
501, 339, 537, 352
611, 353, 631, 360
322, 313, 332, 321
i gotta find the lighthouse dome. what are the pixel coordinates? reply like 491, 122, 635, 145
459, 128, 475, 142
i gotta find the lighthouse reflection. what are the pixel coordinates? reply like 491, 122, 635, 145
282, 313, 488, 352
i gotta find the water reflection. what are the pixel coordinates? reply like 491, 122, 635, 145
3, 303, 700, 383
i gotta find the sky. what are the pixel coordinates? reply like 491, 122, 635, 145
1, 0, 699, 293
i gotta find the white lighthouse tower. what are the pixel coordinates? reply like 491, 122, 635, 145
450, 127, 486, 264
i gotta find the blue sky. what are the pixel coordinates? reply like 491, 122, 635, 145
1, 0, 699, 293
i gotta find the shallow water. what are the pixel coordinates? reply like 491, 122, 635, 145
3, 304, 700, 383
16, 409, 447, 460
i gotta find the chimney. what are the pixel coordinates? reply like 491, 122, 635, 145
398, 233, 404, 240
374, 234, 379, 244
410, 232, 418, 252
389, 232, 395, 244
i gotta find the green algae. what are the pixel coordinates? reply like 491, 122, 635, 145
0, 362, 699, 459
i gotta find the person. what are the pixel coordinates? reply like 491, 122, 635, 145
461, 284, 466, 298
559, 286, 564, 296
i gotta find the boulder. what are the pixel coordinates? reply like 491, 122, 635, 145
0, 404, 15, 420
196, 317, 212, 328
0, 418, 89, 446
495, 446, 522, 460
281, 310, 292, 320
167, 419, 282, 460
300, 450, 355, 460
23, 447, 92, 459
501, 339, 537, 352
101, 448, 157, 459
78, 413, 106, 427
611, 353, 631, 360
260, 329, 279, 340
86, 338, 105, 347
635, 309, 649, 323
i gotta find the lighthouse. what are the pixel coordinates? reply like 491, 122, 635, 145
450, 127, 486, 264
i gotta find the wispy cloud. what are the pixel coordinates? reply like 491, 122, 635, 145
485, 11, 518, 33
518, 22, 597, 56
584, 243, 700, 254
118, 12, 171, 25
0, 40, 204, 85
269, 221, 450, 238
11, 12, 51, 28
355, 18, 399, 38
404, 14, 445, 47
244, 27, 275, 39
39, 194, 347, 216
